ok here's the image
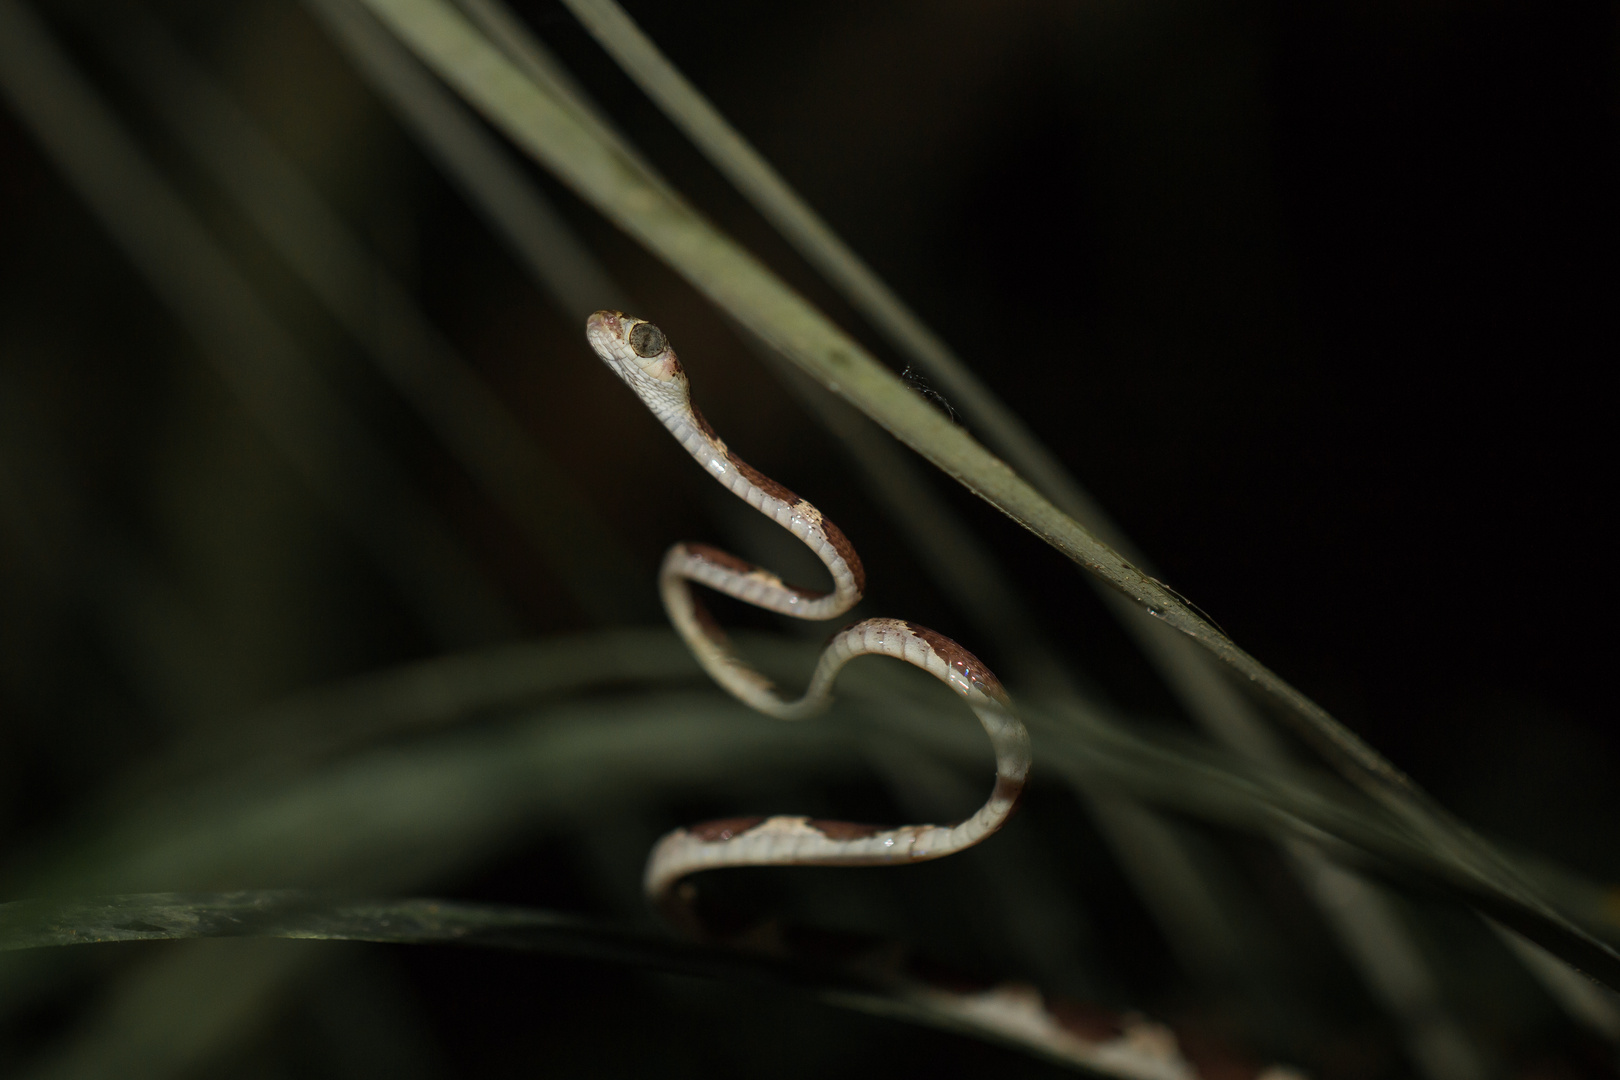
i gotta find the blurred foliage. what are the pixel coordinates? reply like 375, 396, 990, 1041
0, 0, 1616, 1077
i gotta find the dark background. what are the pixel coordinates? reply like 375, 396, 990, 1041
0, 0, 1615, 1075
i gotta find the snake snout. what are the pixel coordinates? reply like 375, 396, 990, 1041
585, 309, 626, 348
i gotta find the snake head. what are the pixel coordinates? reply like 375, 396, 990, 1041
587, 310, 684, 383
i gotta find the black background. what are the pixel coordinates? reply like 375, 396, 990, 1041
0, 0, 1615, 1075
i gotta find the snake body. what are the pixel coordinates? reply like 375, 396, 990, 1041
586, 311, 1030, 919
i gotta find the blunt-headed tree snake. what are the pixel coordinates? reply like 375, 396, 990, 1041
586, 310, 1031, 927
582, 312, 1290, 1080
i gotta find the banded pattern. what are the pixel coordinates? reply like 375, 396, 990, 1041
586, 311, 1030, 920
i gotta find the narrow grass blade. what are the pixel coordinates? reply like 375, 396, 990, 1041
124, 628, 697, 791
0, 891, 1222, 1078
305, 0, 629, 322
0, 0, 514, 647
454, 0, 671, 200
1287, 841, 1488, 1080
91, 3, 648, 626
1489, 919, 1620, 1045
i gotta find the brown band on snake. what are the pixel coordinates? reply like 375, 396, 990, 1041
684, 542, 758, 576
1047, 1001, 1129, 1043
690, 816, 767, 843
726, 449, 800, 506
686, 543, 822, 604
805, 818, 887, 840
817, 514, 867, 595
712, 438, 867, 598
688, 401, 718, 441
905, 622, 1009, 705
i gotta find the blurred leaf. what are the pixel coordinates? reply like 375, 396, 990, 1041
93, 3, 649, 625
0, 0, 514, 647
0, 890, 1214, 1078
12, 630, 1610, 986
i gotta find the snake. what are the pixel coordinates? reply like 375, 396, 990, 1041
583, 313, 1288, 1080
586, 310, 1031, 926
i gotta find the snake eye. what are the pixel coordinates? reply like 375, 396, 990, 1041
629, 322, 667, 358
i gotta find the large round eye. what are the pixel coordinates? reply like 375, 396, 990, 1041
629, 322, 667, 358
